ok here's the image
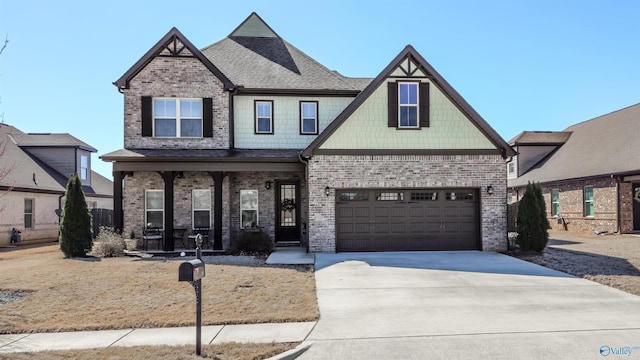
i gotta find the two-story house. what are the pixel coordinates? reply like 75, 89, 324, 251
507, 103, 640, 234
101, 12, 515, 253
0, 123, 113, 245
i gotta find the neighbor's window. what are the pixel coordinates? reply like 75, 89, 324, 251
24, 198, 34, 229
153, 98, 202, 137
508, 162, 515, 175
551, 189, 560, 216
145, 190, 164, 229
584, 186, 594, 217
80, 154, 89, 181
192, 189, 211, 229
399, 82, 419, 128
255, 101, 273, 134
240, 190, 259, 229
300, 101, 318, 134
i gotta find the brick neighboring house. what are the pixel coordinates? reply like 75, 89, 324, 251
507, 103, 640, 234
101, 12, 515, 253
0, 123, 113, 245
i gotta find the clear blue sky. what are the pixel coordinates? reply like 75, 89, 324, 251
1, 1, 639, 179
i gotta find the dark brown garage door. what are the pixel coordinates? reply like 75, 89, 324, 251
336, 189, 480, 252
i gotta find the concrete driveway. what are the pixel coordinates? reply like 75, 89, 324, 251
297, 251, 640, 359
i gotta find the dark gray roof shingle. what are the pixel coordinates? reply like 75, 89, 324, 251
11, 133, 97, 152
509, 131, 572, 145
509, 103, 640, 186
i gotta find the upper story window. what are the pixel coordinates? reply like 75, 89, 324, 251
255, 100, 273, 134
300, 101, 318, 135
388, 81, 429, 129
508, 162, 516, 175
153, 98, 203, 138
80, 154, 89, 181
399, 83, 419, 128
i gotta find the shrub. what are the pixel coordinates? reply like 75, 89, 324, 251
228, 229, 274, 255
59, 174, 93, 258
91, 226, 125, 257
516, 182, 550, 252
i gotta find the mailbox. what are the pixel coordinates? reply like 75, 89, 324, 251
179, 259, 205, 282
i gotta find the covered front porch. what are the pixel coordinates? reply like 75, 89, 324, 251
101, 148, 307, 252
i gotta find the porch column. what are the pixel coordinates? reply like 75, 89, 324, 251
209, 171, 224, 250
113, 171, 125, 233
160, 171, 177, 252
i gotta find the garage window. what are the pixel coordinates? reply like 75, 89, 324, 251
411, 192, 438, 201
376, 192, 404, 201
447, 192, 474, 201
339, 192, 369, 201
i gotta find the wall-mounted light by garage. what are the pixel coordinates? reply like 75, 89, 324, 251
324, 186, 331, 196
486, 185, 494, 195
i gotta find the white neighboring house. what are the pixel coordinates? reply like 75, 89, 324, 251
0, 123, 113, 245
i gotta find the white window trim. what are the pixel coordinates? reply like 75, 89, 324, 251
192, 189, 211, 229
145, 189, 164, 229
584, 186, 594, 217
80, 154, 89, 181
153, 98, 203, 138
398, 82, 419, 128
24, 198, 34, 229
240, 189, 259, 229
255, 100, 273, 134
300, 101, 318, 135
551, 189, 560, 216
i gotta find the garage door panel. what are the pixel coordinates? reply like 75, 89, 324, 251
336, 189, 479, 252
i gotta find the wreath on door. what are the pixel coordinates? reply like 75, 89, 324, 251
281, 198, 296, 212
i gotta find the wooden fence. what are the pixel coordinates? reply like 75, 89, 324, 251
91, 208, 114, 238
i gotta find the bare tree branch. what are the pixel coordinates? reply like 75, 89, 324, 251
0, 34, 8, 56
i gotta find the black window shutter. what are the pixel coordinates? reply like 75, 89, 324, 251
141, 96, 153, 137
419, 82, 430, 128
388, 82, 398, 127
203, 98, 213, 138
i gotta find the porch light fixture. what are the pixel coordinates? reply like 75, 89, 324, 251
487, 185, 494, 195
265, 180, 272, 190
324, 186, 331, 196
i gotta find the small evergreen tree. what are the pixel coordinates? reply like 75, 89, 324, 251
516, 182, 549, 252
59, 174, 92, 257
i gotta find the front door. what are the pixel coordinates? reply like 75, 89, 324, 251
275, 181, 300, 243
633, 184, 640, 230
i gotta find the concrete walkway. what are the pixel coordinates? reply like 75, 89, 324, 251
297, 251, 640, 360
0, 322, 316, 354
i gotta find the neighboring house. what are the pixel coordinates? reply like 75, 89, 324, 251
507, 103, 640, 234
0, 123, 113, 245
101, 12, 515, 253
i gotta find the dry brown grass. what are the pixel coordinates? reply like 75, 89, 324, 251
0, 244, 318, 334
0, 342, 297, 360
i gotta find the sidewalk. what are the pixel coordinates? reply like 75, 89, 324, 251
0, 321, 316, 354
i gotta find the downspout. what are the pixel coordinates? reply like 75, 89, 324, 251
298, 152, 310, 253
615, 175, 621, 233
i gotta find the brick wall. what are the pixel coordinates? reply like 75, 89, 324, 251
509, 177, 626, 234
123, 56, 230, 149
307, 154, 507, 252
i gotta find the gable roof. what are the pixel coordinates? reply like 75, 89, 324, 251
509, 103, 640, 187
114, 27, 233, 91
200, 13, 368, 93
302, 45, 515, 158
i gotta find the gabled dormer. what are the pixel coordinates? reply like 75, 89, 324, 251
114, 28, 234, 150
507, 131, 571, 179
10, 133, 97, 187
303, 46, 515, 158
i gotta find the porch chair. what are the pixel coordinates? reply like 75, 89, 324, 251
142, 227, 163, 251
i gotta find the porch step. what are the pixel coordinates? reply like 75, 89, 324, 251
275, 241, 302, 247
